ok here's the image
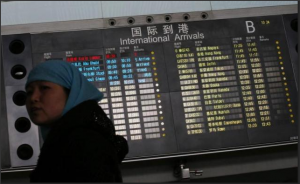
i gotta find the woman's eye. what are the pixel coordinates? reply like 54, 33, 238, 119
41, 86, 50, 90
26, 91, 33, 96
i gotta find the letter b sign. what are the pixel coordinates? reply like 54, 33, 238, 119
246, 21, 255, 33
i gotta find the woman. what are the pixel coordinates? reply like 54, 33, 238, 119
25, 60, 128, 182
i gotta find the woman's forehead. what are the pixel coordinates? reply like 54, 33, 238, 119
26, 81, 60, 88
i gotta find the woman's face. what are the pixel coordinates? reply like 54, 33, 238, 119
25, 81, 68, 126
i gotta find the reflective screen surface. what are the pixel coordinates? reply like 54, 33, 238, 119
3, 14, 298, 163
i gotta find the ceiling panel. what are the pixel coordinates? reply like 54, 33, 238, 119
1, 1, 103, 26
102, 1, 212, 18
211, 1, 297, 10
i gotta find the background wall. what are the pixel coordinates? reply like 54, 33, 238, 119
1, 1, 299, 183
1, 1, 297, 26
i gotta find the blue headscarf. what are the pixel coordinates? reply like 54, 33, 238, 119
26, 60, 103, 139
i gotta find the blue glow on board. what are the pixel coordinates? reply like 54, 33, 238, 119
123, 74, 133, 79
95, 77, 105, 81
71, 61, 102, 66
84, 66, 101, 71
90, 61, 100, 65
72, 62, 82, 67
106, 59, 117, 64
69, 56, 155, 84
121, 58, 131, 63
69, 60, 105, 83
121, 64, 132, 68
96, 71, 105, 76
122, 69, 133, 73
136, 62, 150, 67
108, 70, 118, 75
142, 73, 152, 77
138, 79, 146, 83
110, 81, 120, 85
107, 65, 117, 69
83, 62, 90, 66
124, 80, 135, 84
82, 72, 95, 77
108, 75, 119, 80
135, 57, 150, 62
136, 68, 148, 72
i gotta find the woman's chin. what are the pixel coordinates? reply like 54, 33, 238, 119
29, 113, 60, 127
30, 117, 52, 126
32, 120, 48, 126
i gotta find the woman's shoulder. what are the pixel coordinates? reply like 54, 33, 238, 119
65, 128, 117, 157
68, 128, 111, 144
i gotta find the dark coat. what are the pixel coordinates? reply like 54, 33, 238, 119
30, 100, 129, 182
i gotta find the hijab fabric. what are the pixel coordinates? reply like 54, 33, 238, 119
26, 60, 103, 139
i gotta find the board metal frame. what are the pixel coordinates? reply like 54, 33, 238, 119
1, 5, 297, 35
1, 5, 298, 172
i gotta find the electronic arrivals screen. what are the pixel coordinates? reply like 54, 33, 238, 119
38, 15, 298, 159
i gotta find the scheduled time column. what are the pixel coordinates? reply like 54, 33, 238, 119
232, 37, 258, 129
246, 36, 272, 127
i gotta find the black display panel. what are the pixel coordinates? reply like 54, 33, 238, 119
162, 16, 297, 152
33, 47, 178, 159
32, 14, 298, 160
282, 14, 298, 89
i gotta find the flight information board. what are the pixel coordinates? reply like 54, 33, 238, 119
32, 15, 298, 159
35, 48, 178, 158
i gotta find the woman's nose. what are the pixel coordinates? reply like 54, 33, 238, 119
30, 89, 41, 102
